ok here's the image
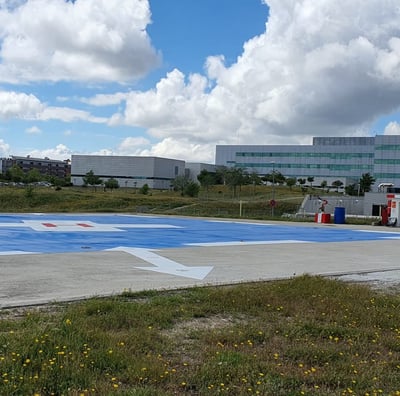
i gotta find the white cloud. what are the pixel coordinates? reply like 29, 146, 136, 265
117, 136, 151, 155
81, 92, 129, 106
27, 143, 72, 160
384, 121, 400, 135
3, 0, 400, 164
90, 148, 114, 156
25, 125, 41, 134
0, 138, 10, 156
0, 0, 159, 83
0, 91, 44, 119
39, 106, 107, 123
109, 0, 400, 161
137, 137, 216, 163
80, 135, 214, 162
0, 89, 110, 123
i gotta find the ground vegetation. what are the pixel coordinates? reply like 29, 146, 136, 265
1, 276, 400, 395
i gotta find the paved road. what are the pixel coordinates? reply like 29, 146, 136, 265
1, 214, 400, 308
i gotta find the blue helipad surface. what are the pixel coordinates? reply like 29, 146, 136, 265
1, 213, 400, 255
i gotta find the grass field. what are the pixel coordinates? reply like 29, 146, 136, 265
1, 276, 400, 395
0, 184, 305, 219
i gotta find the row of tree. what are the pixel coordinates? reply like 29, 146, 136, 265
0, 165, 71, 187
195, 167, 376, 197
0, 165, 377, 197
82, 170, 118, 191
83, 168, 377, 197
82, 170, 153, 194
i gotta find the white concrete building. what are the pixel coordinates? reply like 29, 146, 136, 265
71, 155, 185, 189
185, 162, 217, 181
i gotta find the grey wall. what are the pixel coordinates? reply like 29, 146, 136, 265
300, 195, 364, 216
71, 155, 185, 189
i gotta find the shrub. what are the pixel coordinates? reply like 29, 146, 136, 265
139, 184, 150, 195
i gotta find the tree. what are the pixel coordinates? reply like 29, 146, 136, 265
307, 176, 314, 188
332, 180, 344, 193
275, 171, 286, 185
83, 170, 103, 191
8, 165, 24, 183
197, 170, 216, 198
359, 173, 375, 195
139, 183, 150, 195
286, 177, 296, 190
297, 178, 306, 187
47, 175, 71, 187
247, 172, 262, 195
224, 168, 246, 198
172, 176, 200, 197
185, 181, 200, 197
172, 175, 191, 196
263, 171, 285, 185
24, 168, 42, 184
345, 183, 358, 196
104, 178, 119, 191
320, 180, 328, 192
215, 166, 229, 185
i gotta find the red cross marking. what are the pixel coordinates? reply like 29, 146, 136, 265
42, 223, 57, 228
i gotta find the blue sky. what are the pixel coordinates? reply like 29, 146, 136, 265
0, 0, 400, 163
146, 1, 268, 80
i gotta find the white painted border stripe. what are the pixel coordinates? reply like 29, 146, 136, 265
208, 220, 275, 226
0, 221, 182, 232
0, 251, 38, 255
357, 230, 400, 234
186, 240, 311, 247
109, 224, 182, 228
0, 223, 28, 227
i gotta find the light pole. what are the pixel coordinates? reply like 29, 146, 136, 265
271, 161, 275, 217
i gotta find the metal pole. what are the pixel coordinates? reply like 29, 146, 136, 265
272, 161, 275, 217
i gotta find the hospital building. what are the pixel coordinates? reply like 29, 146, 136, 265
216, 135, 400, 190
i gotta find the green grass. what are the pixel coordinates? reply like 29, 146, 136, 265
1, 276, 400, 395
0, 187, 197, 213
0, 184, 336, 221
0, 184, 376, 224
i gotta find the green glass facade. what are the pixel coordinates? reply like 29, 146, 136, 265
215, 136, 400, 190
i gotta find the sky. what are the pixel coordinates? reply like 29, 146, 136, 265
1, 0, 400, 164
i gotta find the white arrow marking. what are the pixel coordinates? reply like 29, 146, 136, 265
107, 247, 213, 280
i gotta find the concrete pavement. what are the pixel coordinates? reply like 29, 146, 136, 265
1, 219, 400, 308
